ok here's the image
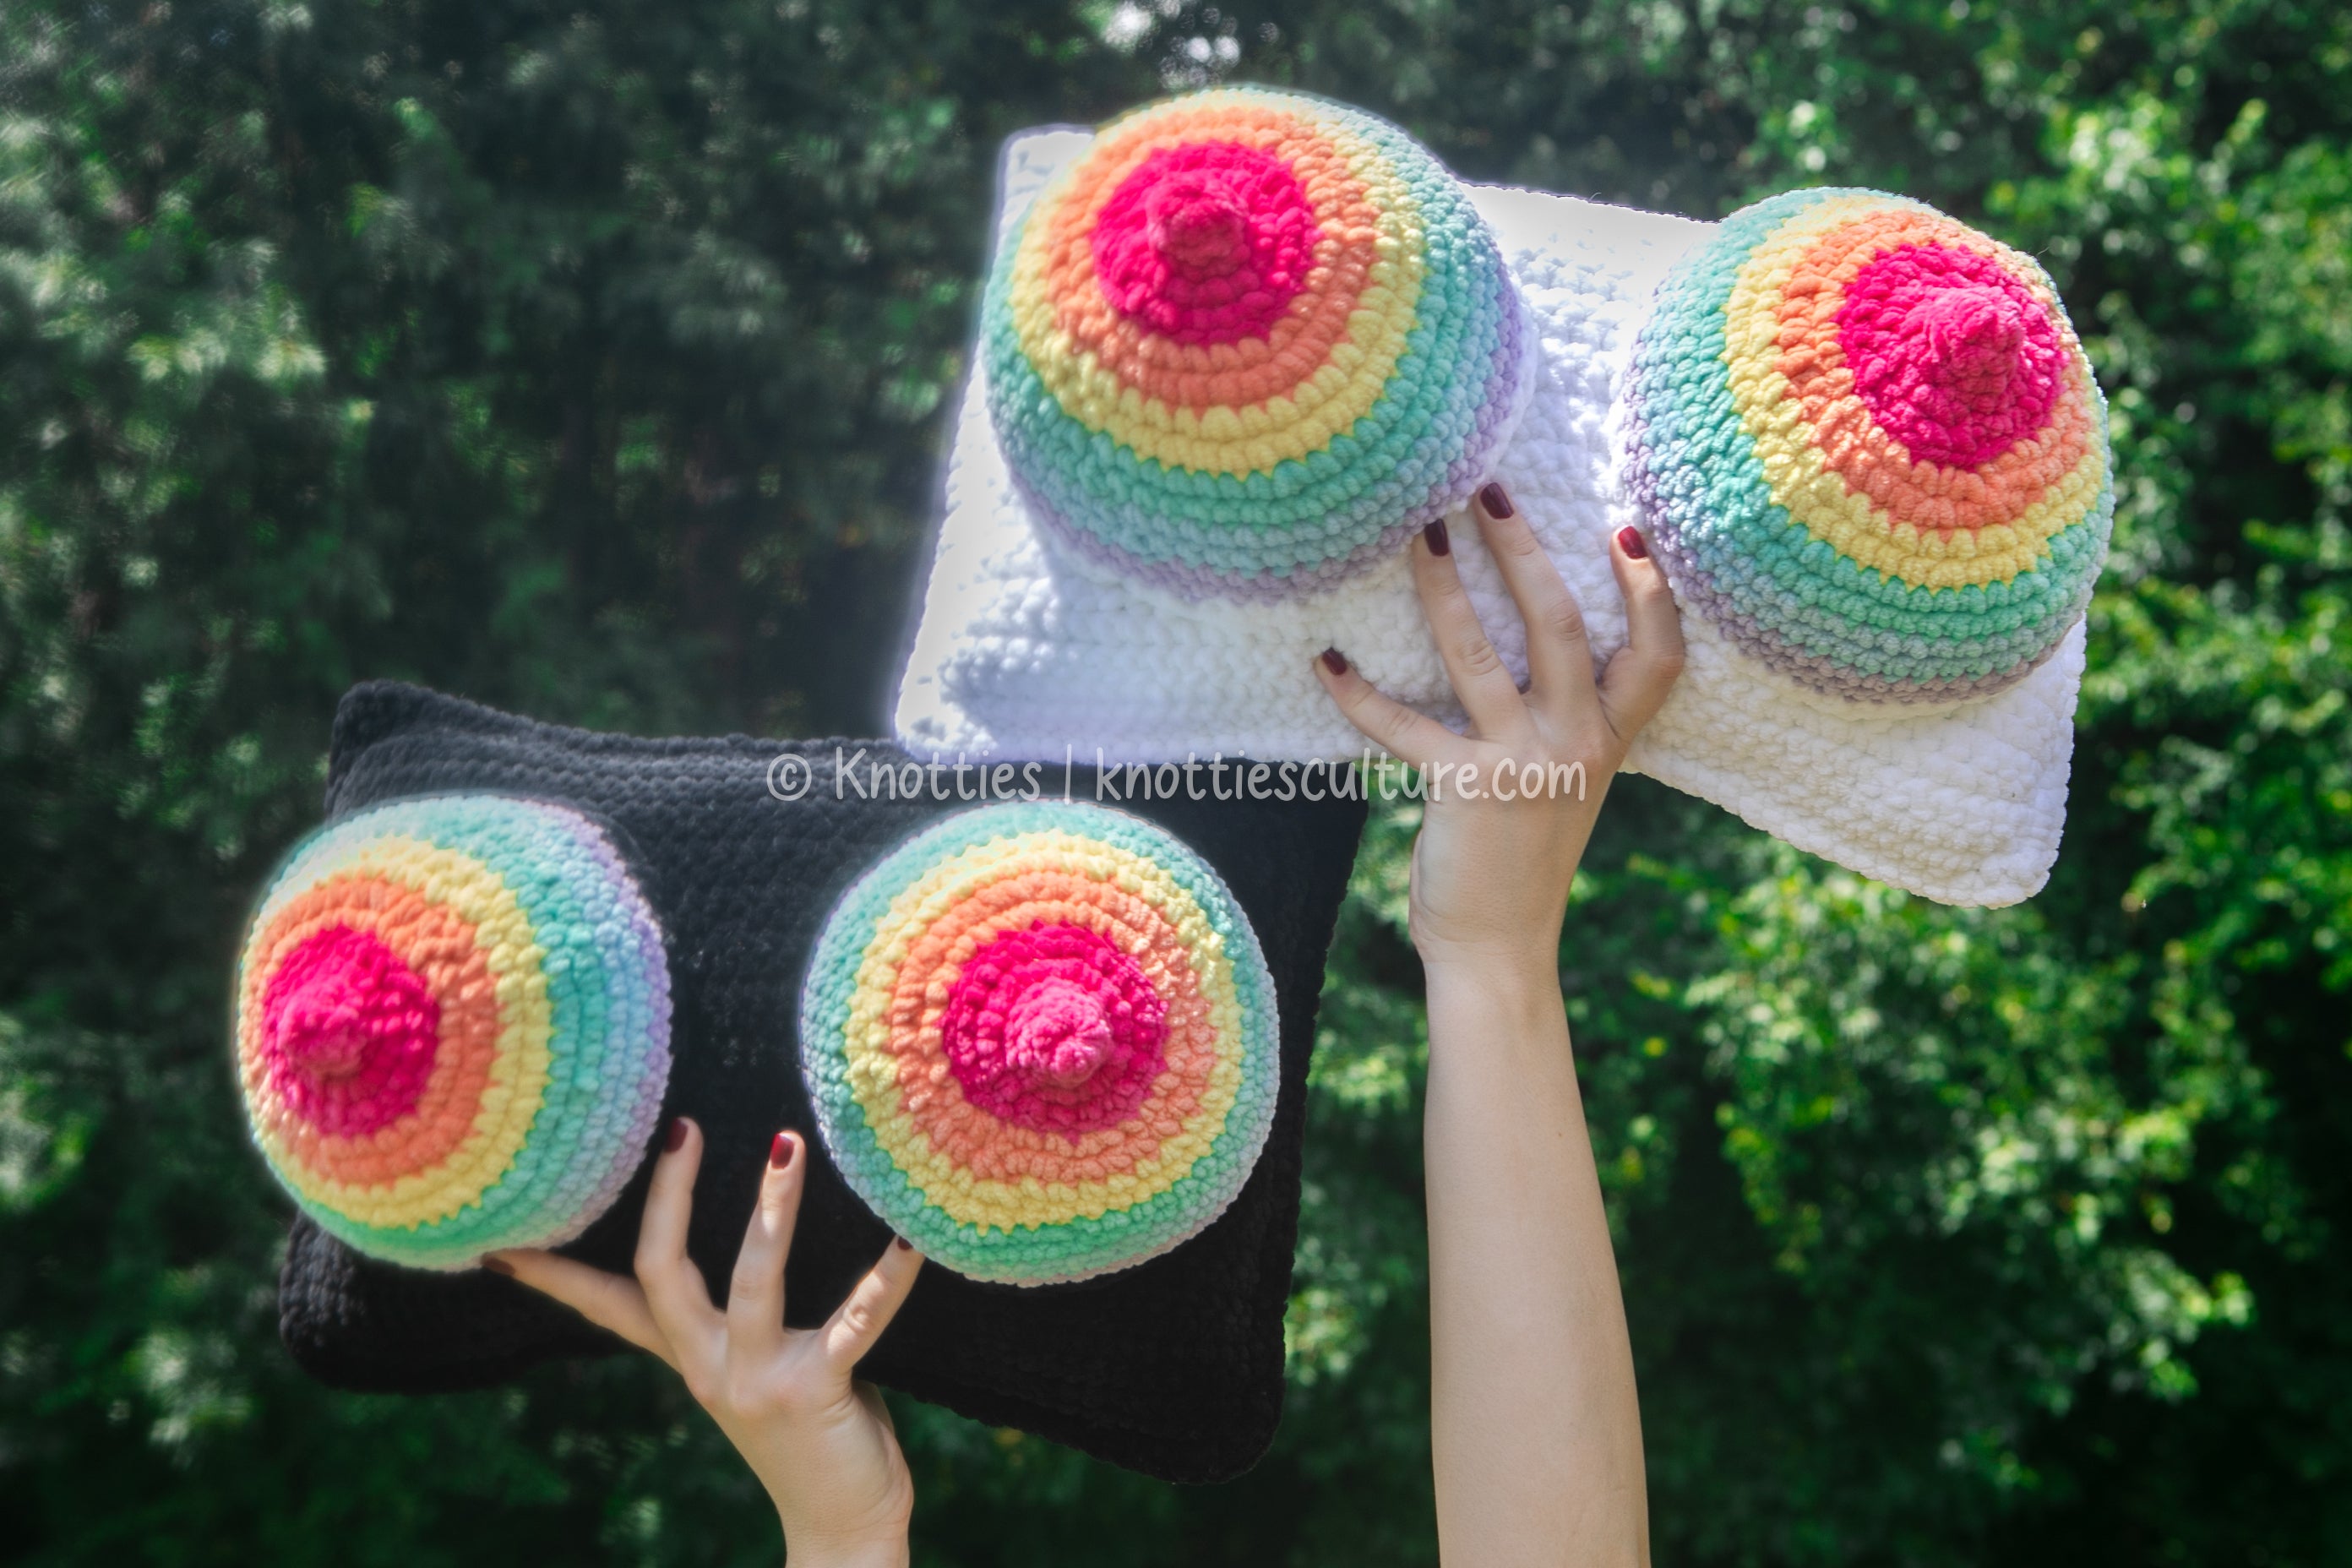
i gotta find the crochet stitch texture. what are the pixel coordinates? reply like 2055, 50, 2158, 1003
898, 124, 2111, 906
801, 802, 1278, 1285
983, 86, 1533, 599
236, 795, 672, 1270
269, 683, 1365, 1483
1625, 188, 2113, 705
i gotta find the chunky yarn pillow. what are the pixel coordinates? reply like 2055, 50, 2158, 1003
1625, 188, 2113, 705
903, 124, 2111, 905
266, 683, 1365, 1484
236, 795, 671, 1270
801, 802, 1277, 1286
983, 85, 1533, 600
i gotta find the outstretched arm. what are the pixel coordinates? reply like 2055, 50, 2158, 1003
1316, 483, 1684, 1566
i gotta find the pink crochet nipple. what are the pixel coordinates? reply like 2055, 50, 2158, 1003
281, 992, 368, 1080
1091, 142, 1315, 345
938, 921, 1168, 1135
1146, 172, 1250, 280
1838, 242, 2064, 472
1912, 286, 2028, 416
1002, 978, 1114, 1088
259, 925, 438, 1138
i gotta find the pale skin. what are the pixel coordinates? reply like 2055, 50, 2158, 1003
485, 480, 1680, 1566
1316, 483, 1682, 1567
487, 1124, 924, 1568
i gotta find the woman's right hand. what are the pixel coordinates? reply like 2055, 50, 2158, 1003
488, 1119, 923, 1568
1314, 484, 1685, 971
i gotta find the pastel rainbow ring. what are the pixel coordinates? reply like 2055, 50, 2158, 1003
233, 795, 672, 1270
984, 85, 1533, 602
798, 801, 1279, 1285
1626, 188, 2112, 705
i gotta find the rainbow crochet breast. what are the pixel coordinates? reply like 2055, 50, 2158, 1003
799, 802, 1278, 1285
1626, 188, 2113, 705
235, 797, 671, 1270
983, 87, 1532, 602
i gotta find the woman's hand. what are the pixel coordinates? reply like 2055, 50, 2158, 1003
1314, 483, 1685, 972
487, 1119, 923, 1568
1315, 480, 1681, 1568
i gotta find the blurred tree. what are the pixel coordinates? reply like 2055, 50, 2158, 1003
2, 0, 2346, 1564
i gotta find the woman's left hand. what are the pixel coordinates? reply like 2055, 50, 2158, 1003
488, 1118, 923, 1568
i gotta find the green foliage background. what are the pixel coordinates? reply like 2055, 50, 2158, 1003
3, 0, 2348, 1561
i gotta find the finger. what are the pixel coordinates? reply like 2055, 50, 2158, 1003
1469, 485, 1603, 727
489, 1250, 674, 1369
1313, 649, 1462, 769
724, 1130, 805, 1361
1411, 517, 1527, 738
1597, 525, 1688, 743
821, 1239, 924, 1370
634, 1116, 721, 1355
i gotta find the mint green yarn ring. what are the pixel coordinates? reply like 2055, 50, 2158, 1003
798, 802, 1281, 1287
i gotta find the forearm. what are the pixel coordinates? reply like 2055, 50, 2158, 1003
1423, 956, 1647, 1568
1313, 482, 1676, 1561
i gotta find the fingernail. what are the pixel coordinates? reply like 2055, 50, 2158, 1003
770, 1131, 795, 1170
1616, 525, 1649, 560
895, 1236, 913, 1251
1320, 647, 1348, 675
1478, 482, 1513, 519
1423, 518, 1451, 556
482, 1255, 515, 1277
664, 1117, 689, 1153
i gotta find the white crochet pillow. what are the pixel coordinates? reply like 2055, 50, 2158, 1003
893, 129, 2085, 907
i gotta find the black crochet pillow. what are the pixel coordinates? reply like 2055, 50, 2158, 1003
272, 682, 1365, 1483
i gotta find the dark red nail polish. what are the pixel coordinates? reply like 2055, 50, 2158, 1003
1616, 525, 1650, 560
482, 1255, 515, 1277
1424, 518, 1451, 556
1478, 482, 1513, 519
664, 1117, 689, 1153
1320, 647, 1348, 675
770, 1132, 795, 1170
896, 1236, 913, 1251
